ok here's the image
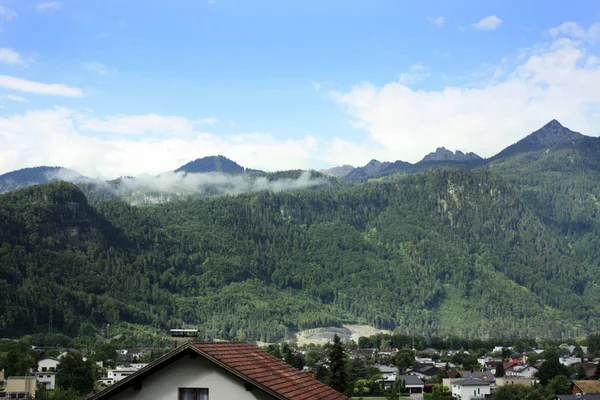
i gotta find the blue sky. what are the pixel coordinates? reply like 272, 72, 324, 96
0, 0, 599, 177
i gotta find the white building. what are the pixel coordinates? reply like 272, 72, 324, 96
506, 365, 538, 379
100, 363, 149, 385
560, 356, 584, 366
81, 342, 349, 400
35, 357, 60, 390
478, 356, 502, 366
452, 379, 491, 400
107, 368, 138, 382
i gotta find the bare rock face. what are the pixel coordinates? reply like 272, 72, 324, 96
421, 147, 482, 163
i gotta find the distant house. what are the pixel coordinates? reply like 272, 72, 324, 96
115, 350, 134, 363
379, 348, 399, 356
82, 342, 349, 400
374, 364, 400, 379
558, 356, 585, 367
503, 360, 520, 370
561, 357, 585, 366
505, 365, 538, 379
402, 375, 425, 393
447, 371, 462, 379
457, 371, 495, 383
36, 357, 60, 390
451, 379, 491, 400
405, 362, 439, 378
2, 376, 37, 399
495, 378, 533, 388
107, 368, 138, 382
483, 361, 501, 374
573, 381, 600, 395
575, 363, 599, 380
356, 348, 377, 358
378, 374, 425, 393
478, 357, 502, 366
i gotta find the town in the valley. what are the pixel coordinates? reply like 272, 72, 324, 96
1, 328, 599, 400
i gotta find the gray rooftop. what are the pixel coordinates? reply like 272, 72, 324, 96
402, 375, 425, 386
453, 379, 491, 386
375, 364, 399, 373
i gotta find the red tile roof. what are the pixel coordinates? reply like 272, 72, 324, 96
192, 342, 349, 400
503, 360, 520, 370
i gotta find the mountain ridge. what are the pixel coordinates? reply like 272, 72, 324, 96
490, 119, 586, 161
2, 160, 600, 340
0, 120, 595, 195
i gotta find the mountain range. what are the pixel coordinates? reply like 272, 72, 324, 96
1, 119, 600, 342
0, 119, 581, 193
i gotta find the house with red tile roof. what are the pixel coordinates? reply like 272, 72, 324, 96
503, 360, 520, 370
573, 380, 600, 395
81, 342, 349, 400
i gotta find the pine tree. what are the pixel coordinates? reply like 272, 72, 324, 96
495, 362, 505, 377
56, 353, 95, 396
328, 334, 349, 395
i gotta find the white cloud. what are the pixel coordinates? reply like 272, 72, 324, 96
3, 21, 600, 176
0, 76, 83, 97
0, 48, 22, 64
84, 62, 108, 75
549, 21, 600, 42
36, 2, 61, 12
331, 27, 600, 164
471, 15, 502, 31
0, 109, 316, 178
1, 94, 28, 102
77, 114, 217, 136
0, 5, 16, 20
428, 16, 445, 26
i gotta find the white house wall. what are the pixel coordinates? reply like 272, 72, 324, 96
109, 354, 275, 400
452, 384, 491, 400
38, 359, 60, 372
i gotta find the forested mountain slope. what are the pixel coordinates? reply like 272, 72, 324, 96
1, 163, 599, 341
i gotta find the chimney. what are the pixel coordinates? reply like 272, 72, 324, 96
170, 329, 199, 350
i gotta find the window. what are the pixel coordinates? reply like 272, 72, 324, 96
42, 367, 47, 372
179, 388, 208, 400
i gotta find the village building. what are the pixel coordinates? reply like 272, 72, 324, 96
82, 341, 349, 400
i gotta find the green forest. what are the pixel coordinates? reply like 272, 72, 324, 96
3, 135, 600, 342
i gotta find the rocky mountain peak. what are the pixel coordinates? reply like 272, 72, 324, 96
421, 147, 482, 163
